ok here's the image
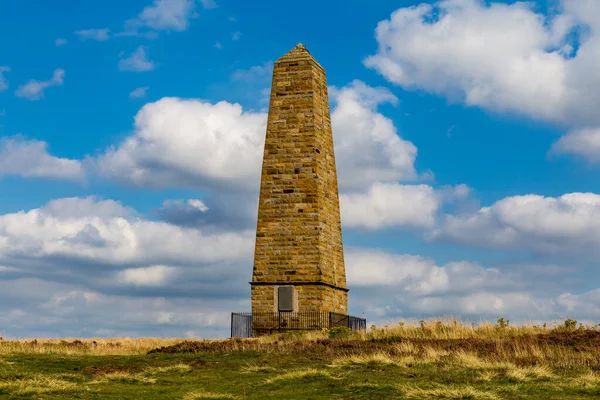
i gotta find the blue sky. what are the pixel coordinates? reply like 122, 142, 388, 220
1, 0, 600, 338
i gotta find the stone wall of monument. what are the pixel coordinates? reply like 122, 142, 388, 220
251, 44, 348, 316
251, 284, 348, 315
312, 61, 347, 293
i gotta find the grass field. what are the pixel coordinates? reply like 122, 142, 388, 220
1, 316, 600, 399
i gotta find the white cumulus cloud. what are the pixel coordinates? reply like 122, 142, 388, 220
550, 127, 600, 163
341, 183, 440, 230
129, 86, 150, 98
431, 192, 600, 255
117, 265, 177, 286
0, 195, 594, 337
0, 197, 253, 266
93, 80, 421, 194
0, 136, 83, 181
94, 97, 267, 190
125, 0, 198, 33
15, 68, 64, 100
346, 249, 513, 296
331, 80, 418, 190
0, 196, 255, 337
365, 0, 600, 161
345, 248, 566, 322
118, 47, 155, 72
232, 61, 272, 81
74, 28, 110, 41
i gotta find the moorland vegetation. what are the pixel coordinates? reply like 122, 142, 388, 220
0, 316, 599, 399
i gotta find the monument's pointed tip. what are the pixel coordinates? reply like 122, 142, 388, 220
273, 41, 325, 69
277, 42, 315, 63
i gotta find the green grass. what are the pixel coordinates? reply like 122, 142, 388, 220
2, 318, 600, 399
0, 345, 598, 399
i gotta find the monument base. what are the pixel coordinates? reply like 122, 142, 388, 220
230, 311, 366, 338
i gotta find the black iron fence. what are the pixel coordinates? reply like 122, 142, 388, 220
230, 311, 367, 338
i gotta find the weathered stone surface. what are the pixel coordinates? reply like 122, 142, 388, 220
251, 43, 348, 316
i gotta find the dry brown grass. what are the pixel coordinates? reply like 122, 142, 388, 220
329, 352, 416, 368
398, 384, 500, 399
421, 346, 450, 362
0, 374, 79, 396
0, 337, 185, 355
90, 370, 157, 384
568, 370, 600, 389
476, 370, 498, 382
3, 316, 598, 373
504, 365, 555, 382
84, 362, 193, 384
145, 363, 193, 374
452, 350, 514, 370
263, 368, 336, 384
240, 363, 276, 373
370, 315, 580, 340
326, 337, 576, 387
0, 317, 598, 399
183, 390, 239, 399
395, 340, 419, 355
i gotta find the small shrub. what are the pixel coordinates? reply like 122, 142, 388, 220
563, 319, 577, 331
281, 331, 305, 340
328, 327, 356, 339
497, 318, 510, 328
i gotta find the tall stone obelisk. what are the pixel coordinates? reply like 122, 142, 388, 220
250, 43, 348, 316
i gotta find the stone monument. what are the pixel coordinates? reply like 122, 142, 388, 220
231, 44, 364, 337
251, 43, 348, 314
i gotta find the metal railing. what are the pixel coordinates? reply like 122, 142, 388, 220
230, 311, 367, 338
